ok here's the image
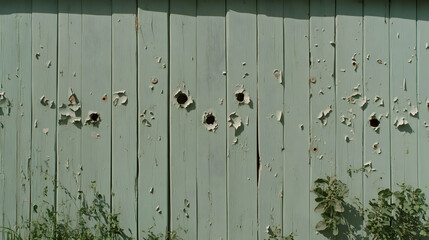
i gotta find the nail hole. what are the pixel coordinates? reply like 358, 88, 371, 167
352, 62, 357, 66
369, 118, 380, 128
235, 92, 245, 102
176, 93, 188, 105
373, 143, 378, 149
102, 95, 107, 101
313, 147, 318, 152
205, 114, 215, 125
90, 113, 100, 122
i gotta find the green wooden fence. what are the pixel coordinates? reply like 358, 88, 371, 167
0, 0, 428, 239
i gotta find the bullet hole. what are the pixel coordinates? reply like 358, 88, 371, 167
202, 112, 218, 132
313, 147, 318, 152
102, 95, 107, 101
90, 113, 99, 122
369, 118, 380, 128
206, 114, 215, 125
236, 92, 245, 102
176, 92, 188, 105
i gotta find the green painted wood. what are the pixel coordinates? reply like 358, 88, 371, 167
169, 0, 197, 238
57, 0, 83, 223
257, 0, 284, 238
309, 0, 336, 238
196, 1, 227, 239
80, 0, 111, 201
226, 0, 257, 239
283, 0, 310, 239
112, 0, 138, 238
335, 0, 364, 237
137, 0, 169, 236
363, 0, 391, 208
390, 0, 418, 188
31, 0, 58, 221
0, 0, 32, 233
417, 0, 429, 195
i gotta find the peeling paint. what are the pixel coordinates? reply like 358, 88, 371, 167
409, 106, 418, 117
113, 90, 128, 106
317, 105, 332, 126
228, 112, 242, 130
140, 109, 153, 127
394, 117, 409, 128
202, 112, 218, 132
58, 89, 82, 125
299, 124, 304, 130
42, 128, 49, 134
403, 78, 407, 91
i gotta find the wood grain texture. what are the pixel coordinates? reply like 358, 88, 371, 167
112, 0, 138, 237
31, 0, 58, 222
363, 0, 391, 208
390, 0, 418, 188
226, 0, 258, 239
196, 0, 227, 239
57, 0, 83, 224
257, 0, 284, 238
137, 0, 169, 236
0, 0, 32, 233
80, 0, 111, 202
169, 0, 197, 238
309, 0, 336, 239
417, 0, 429, 194
283, 1, 310, 239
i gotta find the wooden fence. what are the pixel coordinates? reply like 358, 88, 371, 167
1, 0, 428, 239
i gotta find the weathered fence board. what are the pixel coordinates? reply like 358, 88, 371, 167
31, 0, 58, 222
57, 0, 83, 223
390, 0, 418, 188
0, 1, 429, 240
112, 0, 138, 237
0, 0, 32, 234
169, 0, 197, 238
226, 0, 258, 239
137, 0, 169, 235
363, 0, 391, 210
196, 1, 227, 239
283, 0, 310, 238
309, 0, 336, 239
80, 0, 112, 204
257, 0, 284, 238
417, 0, 429, 195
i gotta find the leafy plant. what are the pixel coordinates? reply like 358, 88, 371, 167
366, 184, 429, 240
265, 225, 295, 240
312, 175, 349, 236
142, 229, 183, 240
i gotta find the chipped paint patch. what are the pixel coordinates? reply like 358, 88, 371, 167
202, 111, 218, 132
409, 106, 418, 117
58, 89, 82, 126
228, 112, 242, 131
394, 117, 409, 128
140, 109, 154, 127
317, 105, 332, 126
112, 90, 128, 106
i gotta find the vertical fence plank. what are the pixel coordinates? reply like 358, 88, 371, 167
283, 0, 310, 239
31, 0, 58, 221
169, 0, 197, 238
112, 0, 138, 238
57, 0, 83, 222
363, 0, 391, 209
257, 0, 284, 238
390, 0, 418, 188
137, 0, 169, 236
417, 0, 429, 194
0, 0, 32, 233
226, 0, 257, 239
309, 0, 335, 238
81, 0, 111, 201
335, 0, 364, 237
196, 1, 227, 239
